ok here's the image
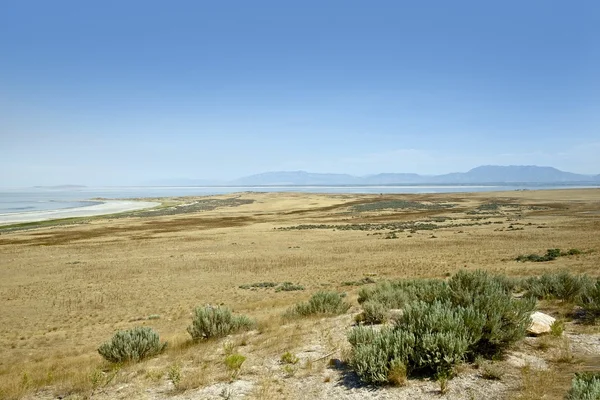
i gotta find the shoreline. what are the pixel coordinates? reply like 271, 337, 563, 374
0, 200, 160, 225
1, 187, 597, 226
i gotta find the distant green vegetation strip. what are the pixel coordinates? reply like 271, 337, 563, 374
117, 197, 255, 218
278, 220, 494, 232
238, 281, 305, 292
351, 200, 456, 212
516, 248, 584, 262
0, 217, 93, 232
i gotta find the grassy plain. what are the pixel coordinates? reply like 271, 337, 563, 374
1, 189, 599, 399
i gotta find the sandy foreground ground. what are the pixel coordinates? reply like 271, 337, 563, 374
0, 200, 160, 225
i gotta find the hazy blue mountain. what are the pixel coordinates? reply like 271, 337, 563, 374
432, 165, 593, 183
362, 173, 428, 184
228, 166, 597, 185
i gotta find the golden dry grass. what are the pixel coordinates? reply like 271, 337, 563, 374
0, 189, 599, 399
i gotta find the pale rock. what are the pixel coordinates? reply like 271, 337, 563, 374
528, 311, 556, 336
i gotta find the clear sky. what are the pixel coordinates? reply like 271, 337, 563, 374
1, 0, 599, 186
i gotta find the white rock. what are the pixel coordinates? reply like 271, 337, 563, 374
528, 311, 556, 336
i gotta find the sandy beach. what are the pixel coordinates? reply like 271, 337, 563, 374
0, 200, 160, 225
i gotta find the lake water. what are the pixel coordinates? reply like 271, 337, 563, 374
0, 184, 597, 215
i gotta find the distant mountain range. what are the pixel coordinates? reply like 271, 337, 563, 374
148, 166, 600, 186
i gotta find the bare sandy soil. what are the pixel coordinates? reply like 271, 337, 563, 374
1, 189, 599, 399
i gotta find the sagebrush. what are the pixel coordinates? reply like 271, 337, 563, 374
187, 306, 254, 341
285, 291, 350, 318
98, 327, 167, 363
566, 372, 600, 400
348, 270, 535, 384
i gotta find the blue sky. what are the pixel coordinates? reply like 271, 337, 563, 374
1, 1, 599, 186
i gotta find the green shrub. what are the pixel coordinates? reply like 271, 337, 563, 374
448, 270, 513, 302
566, 372, 600, 400
448, 271, 535, 357
280, 351, 299, 365
98, 327, 167, 363
516, 248, 561, 262
358, 279, 449, 310
167, 363, 182, 388
551, 320, 565, 336
348, 327, 415, 385
348, 325, 379, 348
275, 282, 305, 292
286, 291, 350, 318
362, 300, 390, 324
396, 300, 476, 376
524, 272, 594, 302
516, 248, 582, 263
224, 353, 246, 379
578, 280, 600, 322
187, 306, 254, 341
347, 271, 535, 385
239, 282, 277, 289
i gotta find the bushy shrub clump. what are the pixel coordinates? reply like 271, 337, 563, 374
348, 271, 535, 384
187, 306, 254, 341
98, 327, 167, 363
357, 279, 449, 323
523, 272, 595, 302
361, 300, 390, 324
578, 280, 600, 322
397, 300, 477, 376
566, 372, 600, 400
348, 326, 415, 385
448, 271, 535, 357
286, 291, 350, 318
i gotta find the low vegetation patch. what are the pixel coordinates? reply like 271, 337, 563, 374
566, 372, 600, 400
238, 281, 305, 291
523, 271, 594, 302
351, 200, 455, 212
187, 306, 254, 341
239, 282, 278, 289
348, 271, 535, 384
578, 280, 600, 322
285, 291, 350, 318
280, 351, 299, 365
275, 282, 305, 292
516, 248, 583, 262
341, 277, 376, 286
98, 327, 167, 363
277, 220, 485, 232
224, 353, 246, 379
519, 271, 600, 323
131, 197, 255, 218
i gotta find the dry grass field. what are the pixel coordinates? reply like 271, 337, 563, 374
1, 189, 599, 399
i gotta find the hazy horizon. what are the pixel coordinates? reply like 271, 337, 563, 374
2, 1, 599, 186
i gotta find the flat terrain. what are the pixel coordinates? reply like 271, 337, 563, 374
1, 189, 600, 399
0, 200, 160, 225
